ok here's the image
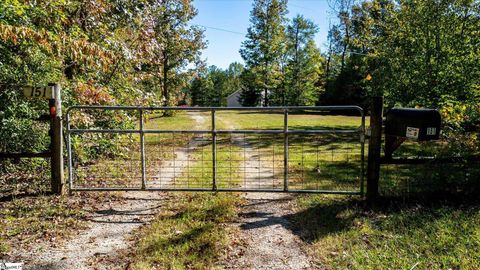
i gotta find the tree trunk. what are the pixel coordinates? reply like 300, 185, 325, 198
163, 51, 169, 107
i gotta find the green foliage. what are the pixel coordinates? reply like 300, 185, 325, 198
284, 15, 324, 106
237, 1, 327, 106
240, 0, 289, 106
144, 0, 206, 106
189, 63, 244, 106
324, 0, 480, 110
0, 0, 206, 187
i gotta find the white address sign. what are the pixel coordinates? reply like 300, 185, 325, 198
23, 86, 55, 99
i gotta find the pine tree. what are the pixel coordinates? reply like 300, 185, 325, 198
240, 0, 288, 106
284, 15, 323, 105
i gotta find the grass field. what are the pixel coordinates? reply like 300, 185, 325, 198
214, 111, 480, 269
69, 110, 480, 269
128, 111, 243, 269
293, 195, 480, 269
215, 110, 366, 192
74, 110, 479, 268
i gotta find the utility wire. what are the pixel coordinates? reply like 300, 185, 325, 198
190, 23, 246, 35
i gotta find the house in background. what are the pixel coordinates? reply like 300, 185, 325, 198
226, 89, 268, 107
227, 90, 242, 107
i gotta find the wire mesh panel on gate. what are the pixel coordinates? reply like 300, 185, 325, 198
67, 106, 365, 194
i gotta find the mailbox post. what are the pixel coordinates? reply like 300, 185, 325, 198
367, 96, 383, 201
50, 84, 65, 194
20, 83, 65, 194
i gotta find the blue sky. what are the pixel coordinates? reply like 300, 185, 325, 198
191, 0, 333, 69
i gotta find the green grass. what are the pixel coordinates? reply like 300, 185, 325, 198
215, 112, 364, 192
166, 139, 244, 189
214, 111, 480, 268
130, 192, 240, 270
70, 110, 480, 269
215, 110, 365, 130
72, 111, 204, 188
145, 111, 204, 131
292, 195, 480, 269
128, 113, 243, 269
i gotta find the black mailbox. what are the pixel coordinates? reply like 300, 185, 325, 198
385, 108, 441, 141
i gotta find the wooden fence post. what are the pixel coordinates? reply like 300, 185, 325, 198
367, 96, 384, 201
50, 83, 65, 194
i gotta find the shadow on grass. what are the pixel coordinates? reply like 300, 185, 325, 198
0, 191, 54, 202
380, 161, 480, 197
240, 133, 360, 151
234, 193, 480, 247
132, 193, 238, 268
288, 194, 480, 244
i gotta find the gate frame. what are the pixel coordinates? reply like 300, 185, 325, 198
66, 106, 365, 195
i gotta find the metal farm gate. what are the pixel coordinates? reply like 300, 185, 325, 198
66, 106, 365, 195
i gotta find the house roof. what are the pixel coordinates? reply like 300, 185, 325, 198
226, 89, 242, 99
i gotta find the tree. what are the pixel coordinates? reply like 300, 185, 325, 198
190, 72, 214, 106
147, 0, 206, 107
240, 0, 288, 106
284, 15, 323, 105
188, 63, 244, 106
0, 0, 207, 176
349, 0, 480, 107
321, 0, 480, 110
224, 62, 244, 97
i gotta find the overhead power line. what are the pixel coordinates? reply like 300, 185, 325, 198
191, 23, 246, 35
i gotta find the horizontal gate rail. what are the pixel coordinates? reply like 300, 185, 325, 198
66, 106, 365, 194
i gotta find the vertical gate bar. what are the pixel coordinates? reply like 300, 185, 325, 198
66, 112, 74, 193
360, 112, 366, 196
212, 109, 217, 190
283, 108, 289, 191
140, 109, 146, 190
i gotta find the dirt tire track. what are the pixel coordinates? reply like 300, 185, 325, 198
220, 118, 314, 269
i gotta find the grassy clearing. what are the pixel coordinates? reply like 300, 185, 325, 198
0, 196, 87, 256
128, 113, 242, 269
145, 111, 204, 131
130, 192, 240, 269
161, 138, 244, 189
293, 195, 480, 269
72, 111, 203, 188
215, 110, 364, 130
216, 112, 364, 192
215, 111, 480, 268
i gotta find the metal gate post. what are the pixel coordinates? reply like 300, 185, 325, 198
360, 114, 366, 196
66, 111, 73, 193
139, 109, 146, 190
283, 108, 289, 191
211, 109, 217, 190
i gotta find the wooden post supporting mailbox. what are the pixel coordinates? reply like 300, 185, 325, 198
366, 96, 383, 201
49, 84, 65, 194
